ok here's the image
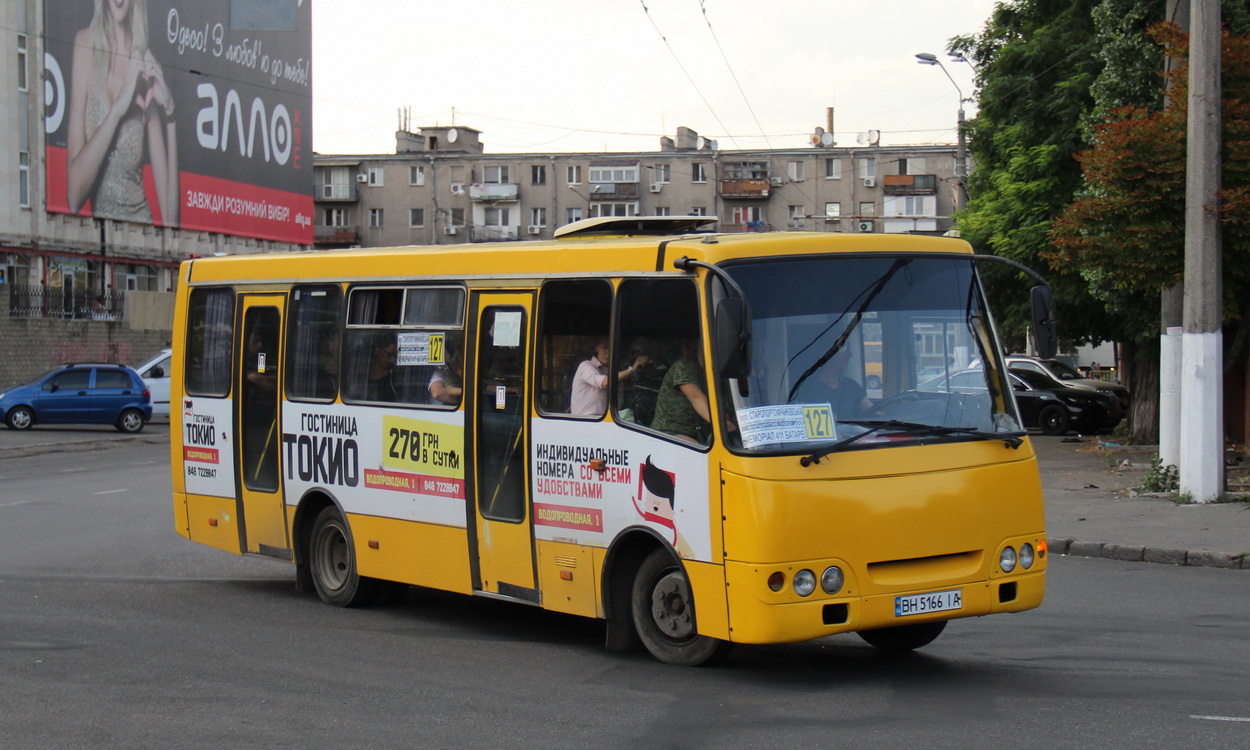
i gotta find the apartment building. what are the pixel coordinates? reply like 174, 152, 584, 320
1, 0, 310, 387
313, 125, 964, 250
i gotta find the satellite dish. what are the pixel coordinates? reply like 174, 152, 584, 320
708, 139, 718, 151
696, 136, 706, 150
867, 129, 880, 145
856, 132, 868, 145
447, 127, 459, 143
820, 132, 835, 147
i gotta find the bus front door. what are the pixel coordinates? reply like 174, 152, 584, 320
469, 294, 538, 603
235, 296, 291, 559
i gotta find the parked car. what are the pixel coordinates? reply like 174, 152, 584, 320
135, 348, 173, 418
1009, 367, 1122, 435
0, 363, 152, 433
1005, 355, 1130, 415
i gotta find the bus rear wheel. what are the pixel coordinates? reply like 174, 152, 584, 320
309, 506, 382, 607
631, 549, 731, 666
857, 620, 947, 652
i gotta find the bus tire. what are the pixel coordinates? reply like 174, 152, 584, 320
309, 506, 381, 607
857, 620, 947, 652
631, 549, 732, 666
1038, 405, 1069, 436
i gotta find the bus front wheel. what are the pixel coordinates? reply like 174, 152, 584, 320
309, 506, 381, 607
631, 549, 731, 666
857, 620, 947, 652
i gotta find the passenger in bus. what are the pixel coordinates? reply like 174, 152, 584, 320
570, 338, 649, 416
365, 335, 398, 402
428, 337, 463, 406
313, 335, 340, 399
794, 348, 871, 420
244, 326, 278, 396
650, 339, 711, 443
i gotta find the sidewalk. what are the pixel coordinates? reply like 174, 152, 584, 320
1034, 434, 1250, 570
1, 424, 1246, 570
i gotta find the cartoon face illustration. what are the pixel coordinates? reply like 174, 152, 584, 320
635, 456, 677, 542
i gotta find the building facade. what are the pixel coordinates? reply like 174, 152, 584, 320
313, 125, 964, 250
2, 1, 308, 389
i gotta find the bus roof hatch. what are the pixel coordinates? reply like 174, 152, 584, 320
553, 215, 718, 240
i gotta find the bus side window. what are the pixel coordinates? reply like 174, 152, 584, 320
537, 279, 612, 416
618, 279, 705, 441
285, 284, 343, 401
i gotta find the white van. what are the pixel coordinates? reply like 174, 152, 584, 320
135, 348, 173, 418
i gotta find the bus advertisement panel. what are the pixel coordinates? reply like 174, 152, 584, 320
42, 0, 313, 244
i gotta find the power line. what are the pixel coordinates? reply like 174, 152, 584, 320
697, 0, 769, 149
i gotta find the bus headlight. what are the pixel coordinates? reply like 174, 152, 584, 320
793, 569, 816, 597
820, 566, 844, 595
1020, 543, 1035, 569
1000, 546, 1018, 573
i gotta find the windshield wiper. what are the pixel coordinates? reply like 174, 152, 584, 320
799, 419, 1024, 467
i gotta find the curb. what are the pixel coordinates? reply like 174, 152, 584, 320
1049, 538, 1249, 571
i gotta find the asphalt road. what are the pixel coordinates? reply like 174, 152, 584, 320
2, 443, 1249, 748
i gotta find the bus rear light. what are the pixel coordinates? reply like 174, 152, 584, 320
767, 572, 785, 591
793, 569, 816, 597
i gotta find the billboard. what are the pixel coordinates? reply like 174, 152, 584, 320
43, 0, 313, 244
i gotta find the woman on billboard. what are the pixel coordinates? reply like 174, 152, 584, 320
66, 0, 179, 226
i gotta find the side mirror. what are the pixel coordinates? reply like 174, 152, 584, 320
150, 366, 165, 379
47, 382, 59, 393
1031, 286, 1058, 359
714, 298, 752, 381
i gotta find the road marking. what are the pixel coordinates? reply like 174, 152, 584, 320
1190, 715, 1250, 723
92, 488, 129, 496
0, 501, 31, 508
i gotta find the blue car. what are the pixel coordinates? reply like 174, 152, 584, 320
0, 363, 153, 433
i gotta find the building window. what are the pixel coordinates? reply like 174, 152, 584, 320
824, 202, 841, 218
690, 206, 707, 216
654, 206, 670, 216
530, 207, 547, 227
324, 208, 347, 227
824, 158, 842, 179
367, 167, 384, 186
898, 158, 925, 175
531, 165, 546, 185
857, 157, 876, 181
322, 167, 351, 199
565, 207, 583, 224
409, 208, 425, 227
691, 162, 707, 183
484, 165, 509, 184
788, 205, 806, 227
19, 151, 30, 208
17, 34, 28, 92
369, 208, 384, 228
589, 166, 638, 183
732, 206, 762, 227
450, 208, 465, 226
484, 207, 510, 227
589, 202, 637, 218
408, 166, 425, 186
859, 201, 876, 217
653, 163, 671, 183
566, 165, 582, 185
787, 161, 805, 182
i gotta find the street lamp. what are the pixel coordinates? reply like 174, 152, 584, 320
916, 52, 970, 213
566, 184, 599, 220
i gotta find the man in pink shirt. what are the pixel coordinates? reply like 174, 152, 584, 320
570, 338, 649, 415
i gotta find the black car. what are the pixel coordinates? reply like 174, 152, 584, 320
1008, 368, 1121, 436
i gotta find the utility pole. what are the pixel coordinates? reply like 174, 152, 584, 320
1179, 0, 1222, 502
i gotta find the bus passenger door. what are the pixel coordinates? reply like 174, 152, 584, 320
469, 294, 538, 602
236, 296, 291, 559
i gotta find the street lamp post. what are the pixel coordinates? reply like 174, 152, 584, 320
916, 52, 970, 213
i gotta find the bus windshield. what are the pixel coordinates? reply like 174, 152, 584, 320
723, 254, 1022, 453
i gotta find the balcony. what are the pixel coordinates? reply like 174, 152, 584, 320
314, 226, 361, 245
468, 183, 519, 202
588, 182, 640, 200
883, 174, 938, 195
719, 178, 772, 199
318, 184, 359, 201
722, 222, 771, 233
470, 226, 519, 242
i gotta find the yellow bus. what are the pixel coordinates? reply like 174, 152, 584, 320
170, 216, 1052, 666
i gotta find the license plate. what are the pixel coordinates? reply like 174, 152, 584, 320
895, 589, 962, 617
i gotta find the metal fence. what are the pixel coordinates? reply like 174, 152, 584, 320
7, 285, 125, 321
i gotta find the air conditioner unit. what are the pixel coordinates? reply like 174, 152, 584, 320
527, 225, 542, 235
356, 174, 369, 183
769, 176, 784, 186
863, 177, 876, 188
858, 221, 874, 233
444, 226, 459, 236
649, 183, 663, 193
450, 184, 465, 195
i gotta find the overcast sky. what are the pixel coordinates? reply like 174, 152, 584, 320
311, 0, 999, 156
